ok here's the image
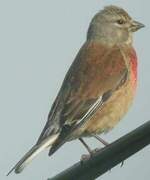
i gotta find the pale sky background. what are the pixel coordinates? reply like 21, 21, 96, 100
0, 1, 149, 180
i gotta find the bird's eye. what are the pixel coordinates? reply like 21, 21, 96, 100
117, 19, 125, 25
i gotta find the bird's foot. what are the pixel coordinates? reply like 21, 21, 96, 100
80, 147, 102, 162
81, 154, 91, 161
92, 148, 101, 154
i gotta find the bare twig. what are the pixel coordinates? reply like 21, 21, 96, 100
48, 121, 150, 180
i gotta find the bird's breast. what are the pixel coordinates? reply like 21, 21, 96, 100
77, 48, 138, 137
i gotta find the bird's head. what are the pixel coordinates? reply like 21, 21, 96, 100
87, 5, 145, 46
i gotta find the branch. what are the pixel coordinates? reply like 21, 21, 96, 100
48, 121, 150, 180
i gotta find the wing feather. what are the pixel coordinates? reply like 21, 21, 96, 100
36, 41, 128, 154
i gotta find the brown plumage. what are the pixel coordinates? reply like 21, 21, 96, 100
7, 5, 144, 175
70, 43, 137, 136
45, 42, 136, 155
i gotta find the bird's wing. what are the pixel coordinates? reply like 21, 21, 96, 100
36, 41, 129, 154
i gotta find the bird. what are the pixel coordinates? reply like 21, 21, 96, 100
7, 5, 144, 175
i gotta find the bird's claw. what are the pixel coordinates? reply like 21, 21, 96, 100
81, 154, 91, 161
80, 147, 102, 162
120, 161, 124, 167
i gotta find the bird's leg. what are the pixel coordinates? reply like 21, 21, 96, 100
79, 138, 94, 161
79, 138, 92, 154
92, 134, 109, 146
93, 135, 124, 167
79, 138, 102, 161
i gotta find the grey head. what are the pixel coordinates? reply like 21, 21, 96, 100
87, 5, 144, 46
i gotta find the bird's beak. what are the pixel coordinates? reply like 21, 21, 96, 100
130, 20, 145, 32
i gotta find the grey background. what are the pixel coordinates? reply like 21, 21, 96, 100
0, 0, 149, 180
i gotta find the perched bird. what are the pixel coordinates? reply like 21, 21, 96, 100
7, 5, 144, 175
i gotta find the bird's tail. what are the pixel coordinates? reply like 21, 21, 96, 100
7, 134, 59, 176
